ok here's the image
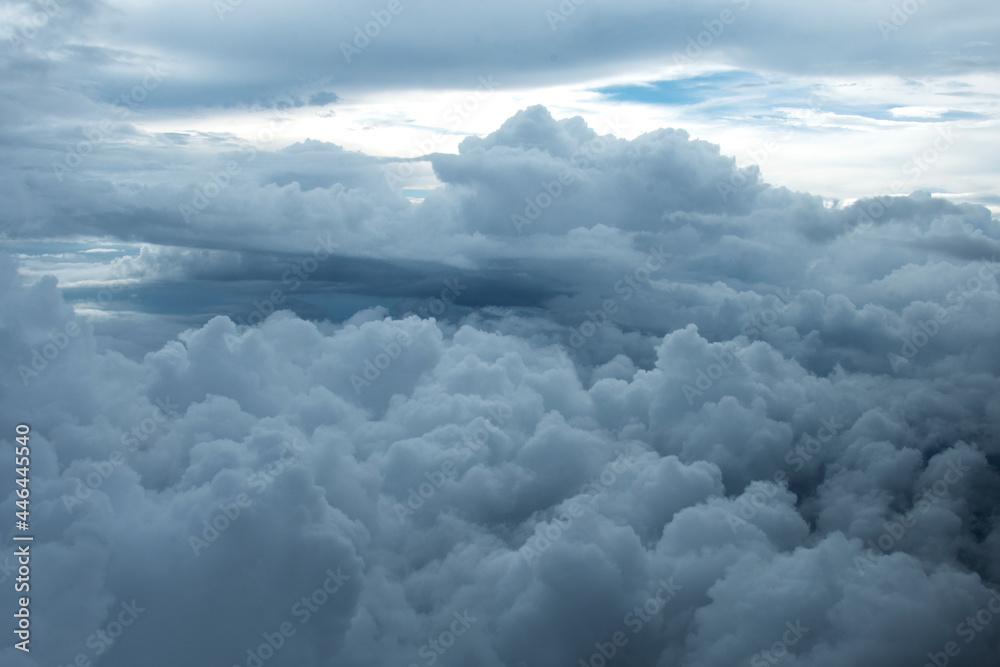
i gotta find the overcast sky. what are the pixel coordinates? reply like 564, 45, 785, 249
1, 1, 999, 666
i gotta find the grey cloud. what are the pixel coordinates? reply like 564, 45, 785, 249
3, 216, 1000, 664
2, 89, 1000, 667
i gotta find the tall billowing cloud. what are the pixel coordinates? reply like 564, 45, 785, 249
1, 103, 999, 666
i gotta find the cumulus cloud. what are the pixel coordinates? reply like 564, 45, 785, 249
2, 140, 999, 666
0, 74, 1000, 667
4, 0, 1000, 663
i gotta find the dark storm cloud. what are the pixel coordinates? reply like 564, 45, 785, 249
1, 97, 999, 667
3, 104, 998, 375
2, 232, 999, 665
2, 0, 1000, 664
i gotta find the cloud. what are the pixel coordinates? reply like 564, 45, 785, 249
2, 154, 999, 667
3, 2, 1000, 666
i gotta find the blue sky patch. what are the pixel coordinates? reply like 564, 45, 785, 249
596, 71, 766, 106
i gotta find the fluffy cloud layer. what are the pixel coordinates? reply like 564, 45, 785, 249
2, 100, 1000, 666
4, 0, 1000, 222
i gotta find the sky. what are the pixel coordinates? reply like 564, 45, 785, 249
1, 1, 1000, 666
